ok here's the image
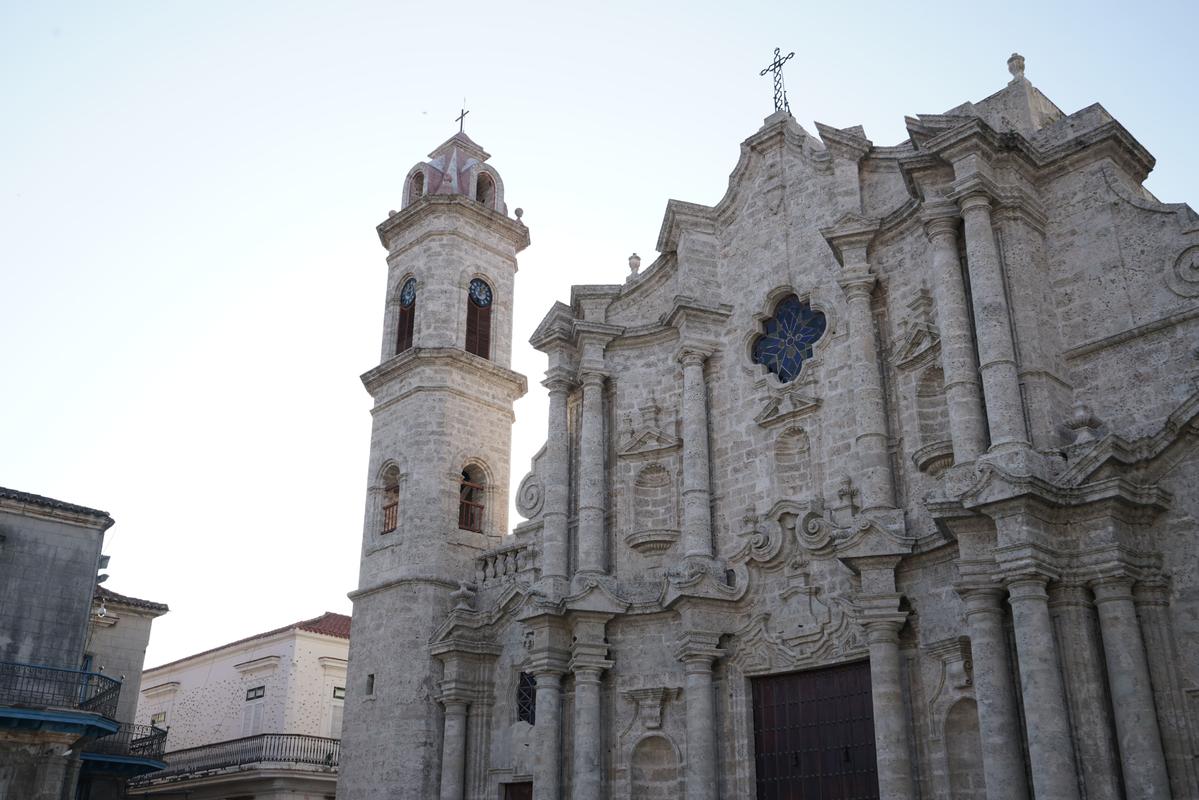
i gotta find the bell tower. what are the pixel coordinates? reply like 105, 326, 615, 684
338, 130, 529, 800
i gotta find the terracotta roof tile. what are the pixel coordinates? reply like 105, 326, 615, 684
95, 584, 170, 614
145, 612, 350, 672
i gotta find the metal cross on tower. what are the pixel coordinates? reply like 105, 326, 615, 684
759, 48, 795, 114
456, 104, 470, 133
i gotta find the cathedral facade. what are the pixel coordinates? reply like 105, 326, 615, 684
337, 55, 1199, 800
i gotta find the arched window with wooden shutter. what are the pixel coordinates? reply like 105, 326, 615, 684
396, 278, 416, 355
465, 278, 492, 359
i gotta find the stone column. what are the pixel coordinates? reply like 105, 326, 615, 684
571, 666, 604, 800
1047, 582, 1121, 800
923, 212, 988, 461
33, 746, 69, 800
532, 669, 564, 800
1134, 577, 1199, 797
958, 192, 1029, 451
863, 619, 916, 800
1092, 576, 1171, 799
541, 373, 572, 583
958, 585, 1029, 800
577, 371, 606, 575
678, 349, 714, 560
1006, 573, 1080, 800
678, 635, 721, 800
839, 272, 895, 511
439, 700, 469, 800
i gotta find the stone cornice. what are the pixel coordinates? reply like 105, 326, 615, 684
360, 347, 528, 400
656, 200, 718, 255
821, 213, 881, 267
377, 194, 530, 252
529, 301, 576, 352
662, 295, 733, 331
815, 122, 873, 161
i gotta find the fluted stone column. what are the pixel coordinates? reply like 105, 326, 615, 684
864, 619, 916, 800
958, 586, 1029, 800
532, 670, 563, 800
679, 350, 714, 560
923, 213, 988, 461
678, 635, 721, 800
1092, 576, 1171, 799
439, 701, 469, 800
1134, 577, 1199, 797
958, 192, 1029, 451
1047, 582, 1121, 800
839, 272, 895, 511
1007, 574, 1080, 800
541, 374, 572, 582
577, 371, 606, 575
571, 666, 604, 800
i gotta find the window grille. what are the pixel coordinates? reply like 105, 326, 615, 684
458, 468, 485, 532
516, 672, 536, 725
381, 484, 399, 534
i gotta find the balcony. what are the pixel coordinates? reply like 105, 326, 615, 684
0, 660, 121, 735
89, 723, 168, 759
130, 733, 340, 789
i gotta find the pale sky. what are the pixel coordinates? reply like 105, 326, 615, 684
3, 1, 1196, 669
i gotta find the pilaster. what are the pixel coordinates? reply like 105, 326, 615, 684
675, 631, 723, 800
677, 346, 715, 561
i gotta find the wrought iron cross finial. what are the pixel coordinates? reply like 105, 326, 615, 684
759, 48, 795, 114
455, 103, 470, 133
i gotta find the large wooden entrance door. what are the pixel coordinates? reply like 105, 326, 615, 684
502, 781, 533, 800
751, 660, 879, 799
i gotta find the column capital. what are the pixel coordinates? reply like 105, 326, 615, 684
675, 631, 722, 668
542, 368, 575, 394
1004, 570, 1053, 600
921, 203, 961, 241
676, 347, 713, 368
1046, 580, 1093, 610
1132, 573, 1171, 607
838, 269, 877, 300
568, 661, 613, 683
1089, 573, 1136, 604
578, 369, 607, 389
956, 190, 994, 216
955, 581, 1007, 613
860, 613, 908, 644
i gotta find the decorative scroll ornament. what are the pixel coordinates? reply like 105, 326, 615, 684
1168, 245, 1199, 297
515, 473, 544, 519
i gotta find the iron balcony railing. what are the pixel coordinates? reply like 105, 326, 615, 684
0, 660, 121, 719
134, 733, 340, 782
87, 723, 168, 760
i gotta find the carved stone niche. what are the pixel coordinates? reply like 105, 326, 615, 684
618, 399, 682, 555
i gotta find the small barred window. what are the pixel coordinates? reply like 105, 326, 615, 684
516, 672, 536, 725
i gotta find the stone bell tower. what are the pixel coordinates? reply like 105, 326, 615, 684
337, 129, 529, 800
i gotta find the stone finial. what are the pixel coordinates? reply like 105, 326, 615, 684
514, 207, 524, 220
628, 253, 641, 276
1066, 402, 1102, 444
1007, 52, 1026, 83
450, 581, 477, 612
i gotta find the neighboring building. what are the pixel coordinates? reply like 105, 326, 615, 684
129, 611, 349, 800
77, 586, 170, 800
338, 53, 1199, 800
0, 487, 119, 800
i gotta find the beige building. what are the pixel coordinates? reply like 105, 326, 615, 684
130, 612, 349, 800
338, 54, 1199, 800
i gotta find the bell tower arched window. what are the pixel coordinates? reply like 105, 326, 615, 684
465, 278, 493, 359
475, 172, 495, 208
458, 466, 485, 532
380, 466, 400, 534
396, 278, 417, 355
410, 172, 425, 204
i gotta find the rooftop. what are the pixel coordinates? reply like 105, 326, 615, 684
145, 612, 350, 672
0, 485, 114, 527
95, 584, 170, 614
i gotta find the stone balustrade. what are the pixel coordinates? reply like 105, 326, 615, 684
475, 541, 536, 586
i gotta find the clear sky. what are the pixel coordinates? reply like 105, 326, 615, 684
3, 0, 1196, 669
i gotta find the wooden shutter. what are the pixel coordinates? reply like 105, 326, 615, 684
466, 301, 491, 359
396, 304, 415, 354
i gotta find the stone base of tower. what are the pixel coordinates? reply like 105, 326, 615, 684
337, 582, 453, 800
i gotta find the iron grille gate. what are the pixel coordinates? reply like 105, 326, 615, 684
751, 660, 879, 800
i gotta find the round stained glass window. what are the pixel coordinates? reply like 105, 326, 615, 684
751, 295, 826, 383
399, 278, 417, 308
468, 278, 492, 308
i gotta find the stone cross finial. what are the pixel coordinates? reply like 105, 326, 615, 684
1008, 53, 1026, 82
455, 104, 470, 133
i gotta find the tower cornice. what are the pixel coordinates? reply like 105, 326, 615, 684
361, 347, 528, 400
378, 195, 530, 253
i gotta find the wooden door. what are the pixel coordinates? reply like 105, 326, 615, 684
752, 660, 879, 799
502, 781, 533, 800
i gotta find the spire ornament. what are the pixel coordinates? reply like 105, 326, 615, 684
759, 48, 795, 113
